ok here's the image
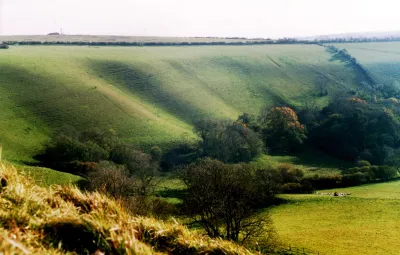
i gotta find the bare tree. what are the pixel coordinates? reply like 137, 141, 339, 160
88, 160, 162, 216
180, 158, 279, 245
87, 161, 134, 199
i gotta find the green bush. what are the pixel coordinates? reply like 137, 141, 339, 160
281, 183, 306, 194
356, 160, 371, 167
345, 164, 398, 182
150, 146, 163, 162
277, 163, 304, 183
374, 166, 398, 180
303, 174, 343, 189
342, 172, 369, 186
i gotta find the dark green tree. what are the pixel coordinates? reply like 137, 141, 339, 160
194, 119, 263, 163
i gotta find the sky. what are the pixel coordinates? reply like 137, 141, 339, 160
0, 0, 399, 38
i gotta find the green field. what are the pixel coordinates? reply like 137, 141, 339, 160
151, 163, 400, 255
0, 44, 359, 162
333, 42, 400, 86
270, 180, 400, 255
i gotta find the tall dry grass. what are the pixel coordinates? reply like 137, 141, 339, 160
0, 164, 254, 254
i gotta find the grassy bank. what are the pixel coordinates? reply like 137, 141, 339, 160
0, 163, 254, 254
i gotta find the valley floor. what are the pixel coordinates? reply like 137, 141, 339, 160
16, 154, 400, 254
270, 181, 400, 254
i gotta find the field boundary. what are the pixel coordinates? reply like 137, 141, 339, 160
2, 40, 318, 47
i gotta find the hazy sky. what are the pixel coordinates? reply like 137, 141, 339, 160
0, 0, 399, 38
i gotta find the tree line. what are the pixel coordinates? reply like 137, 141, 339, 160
2, 38, 317, 47
316, 36, 400, 44
6, 37, 400, 47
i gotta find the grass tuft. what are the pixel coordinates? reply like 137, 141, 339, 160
42, 218, 114, 254
0, 163, 254, 254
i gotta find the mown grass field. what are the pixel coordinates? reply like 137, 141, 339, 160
0, 44, 359, 162
270, 180, 400, 255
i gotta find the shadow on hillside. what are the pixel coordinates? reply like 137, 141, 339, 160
87, 60, 209, 123
157, 188, 187, 201
209, 56, 291, 107
272, 149, 354, 170
326, 49, 374, 88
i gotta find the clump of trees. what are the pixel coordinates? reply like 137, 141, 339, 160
35, 128, 168, 217
0, 42, 9, 49
192, 106, 307, 164
305, 163, 398, 189
308, 97, 400, 165
86, 160, 173, 217
194, 119, 264, 163
343, 160, 397, 182
36, 128, 161, 175
259, 106, 307, 153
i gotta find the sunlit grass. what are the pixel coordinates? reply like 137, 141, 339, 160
270, 180, 400, 255
0, 163, 253, 254
0, 45, 358, 162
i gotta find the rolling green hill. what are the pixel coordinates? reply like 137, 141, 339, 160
0, 45, 360, 162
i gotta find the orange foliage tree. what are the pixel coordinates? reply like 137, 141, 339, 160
261, 106, 307, 152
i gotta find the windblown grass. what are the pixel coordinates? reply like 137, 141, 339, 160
0, 164, 253, 254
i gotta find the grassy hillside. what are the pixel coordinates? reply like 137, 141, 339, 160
0, 163, 254, 254
0, 45, 359, 162
332, 42, 400, 86
270, 180, 400, 254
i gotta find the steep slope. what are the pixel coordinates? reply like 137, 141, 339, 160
0, 45, 359, 161
0, 164, 253, 254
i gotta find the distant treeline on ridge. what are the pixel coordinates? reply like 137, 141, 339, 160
4, 35, 400, 47
2, 38, 309, 46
